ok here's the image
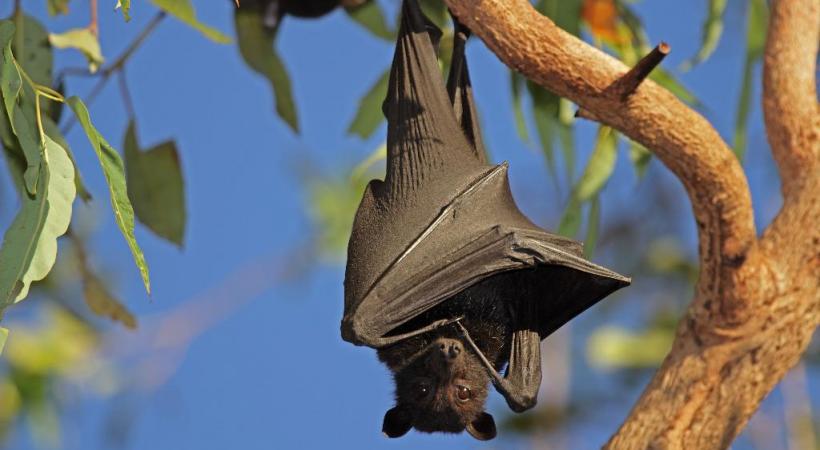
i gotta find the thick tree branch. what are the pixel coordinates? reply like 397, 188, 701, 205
443, 0, 819, 448
763, 0, 819, 197
443, 0, 755, 317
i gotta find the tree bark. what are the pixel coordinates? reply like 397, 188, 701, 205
443, 0, 820, 448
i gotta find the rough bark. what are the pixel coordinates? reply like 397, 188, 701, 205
442, 0, 820, 448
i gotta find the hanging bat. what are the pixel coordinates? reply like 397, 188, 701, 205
341, 0, 630, 440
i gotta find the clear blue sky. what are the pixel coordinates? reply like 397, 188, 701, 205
1, 1, 807, 449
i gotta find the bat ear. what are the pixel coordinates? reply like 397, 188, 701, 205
466, 412, 496, 441
382, 406, 413, 438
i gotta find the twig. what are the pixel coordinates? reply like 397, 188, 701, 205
118, 70, 136, 120
616, 42, 670, 100
89, 0, 99, 37
61, 12, 166, 134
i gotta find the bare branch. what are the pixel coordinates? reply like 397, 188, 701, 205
615, 42, 670, 100
763, 0, 820, 197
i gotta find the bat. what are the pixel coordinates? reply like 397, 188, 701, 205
340, 0, 631, 440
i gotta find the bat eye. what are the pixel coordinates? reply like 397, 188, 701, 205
456, 385, 472, 402
416, 382, 432, 400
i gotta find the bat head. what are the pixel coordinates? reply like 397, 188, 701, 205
382, 337, 497, 441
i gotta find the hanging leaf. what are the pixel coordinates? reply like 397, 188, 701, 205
67, 97, 150, 295
347, 69, 389, 138
575, 126, 617, 201
418, 0, 448, 29
345, 0, 394, 41
583, 195, 600, 258
234, 5, 299, 132
733, 0, 768, 159
49, 27, 104, 73
11, 15, 53, 87
0, 327, 7, 354
124, 121, 186, 247
537, 0, 583, 36
527, 82, 561, 179
47, 0, 72, 16
587, 325, 674, 369
11, 104, 42, 196
116, 0, 132, 21
557, 196, 582, 238
0, 21, 21, 132
83, 275, 137, 329
680, 0, 728, 71
42, 116, 92, 202
0, 135, 76, 307
509, 72, 530, 144
627, 139, 651, 179
150, 0, 231, 43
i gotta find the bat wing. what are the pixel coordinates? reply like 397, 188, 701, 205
341, 0, 630, 349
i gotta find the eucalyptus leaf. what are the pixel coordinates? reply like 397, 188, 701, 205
587, 325, 674, 369
510, 72, 529, 144
346, 0, 394, 41
150, 0, 231, 43
627, 139, 651, 179
49, 27, 104, 73
43, 116, 91, 202
116, 0, 132, 22
527, 81, 561, 179
557, 196, 582, 238
575, 126, 617, 201
48, 0, 72, 16
68, 97, 150, 295
0, 20, 21, 133
583, 195, 600, 258
535, 0, 582, 36
347, 69, 389, 138
733, 0, 768, 158
235, 5, 299, 132
0, 327, 7, 354
124, 121, 186, 247
680, 0, 727, 71
11, 15, 52, 87
12, 104, 42, 195
84, 275, 137, 329
0, 135, 75, 307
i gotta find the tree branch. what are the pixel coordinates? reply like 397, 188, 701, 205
763, 0, 819, 197
443, 0, 819, 448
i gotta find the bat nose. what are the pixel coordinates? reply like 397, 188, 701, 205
437, 339, 462, 359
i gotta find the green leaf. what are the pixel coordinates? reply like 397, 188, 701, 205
680, 0, 727, 71
67, 97, 150, 295
124, 121, 186, 247
47, 0, 72, 16
587, 325, 674, 369
649, 68, 698, 105
510, 72, 529, 144
116, 0, 132, 21
418, 0, 448, 29
0, 135, 76, 306
345, 0, 394, 41
527, 81, 561, 179
234, 6, 299, 132
12, 104, 42, 195
0, 20, 21, 132
575, 126, 617, 201
583, 195, 600, 258
49, 27, 104, 73
0, 327, 7, 354
11, 15, 53, 87
83, 274, 137, 329
535, 0, 582, 36
42, 115, 92, 202
557, 196, 582, 238
627, 139, 651, 179
733, 0, 768, 159
347, 69, 388, 138
150, 0, 231, 43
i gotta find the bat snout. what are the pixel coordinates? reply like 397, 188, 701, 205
435, 338, 463, 360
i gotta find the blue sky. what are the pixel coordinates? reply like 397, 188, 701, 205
1, 1, 804, 449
